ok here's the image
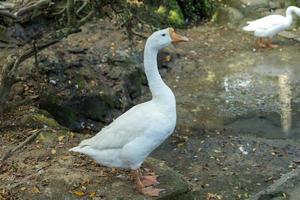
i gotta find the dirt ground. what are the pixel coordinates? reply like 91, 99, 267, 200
1, 18, 300, 200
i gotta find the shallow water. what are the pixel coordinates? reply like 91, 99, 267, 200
169, 40, 300, 139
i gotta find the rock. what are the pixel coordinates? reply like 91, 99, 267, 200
248, 166, 300, 200
144, 158, 190, 200
20, 109, 61, 129
15, 157, 190, 200
226, 0, 269, 16
214, 6, 244, 26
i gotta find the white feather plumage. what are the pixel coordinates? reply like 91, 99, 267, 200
243, 6, 300, 38
70, 28, 179, 170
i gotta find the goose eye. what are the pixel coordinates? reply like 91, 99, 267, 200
162, 34, 166, 36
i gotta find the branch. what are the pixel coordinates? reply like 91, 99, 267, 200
79, 9, 94, 25
8, 27, 80, 78
0, 129, 42, 162
0, 10, 17, 19
14, 0, 52, 17
76, 0, 89, 15
0, 2, 15, 10
78, 0, 96, 26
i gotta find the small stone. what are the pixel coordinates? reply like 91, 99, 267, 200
49, 80, 57, 85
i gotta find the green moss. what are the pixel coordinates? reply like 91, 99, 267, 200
60, 106, 77, 125
154, 0, 185, 26
21, 113, 60, 128
168, 10, 185, 25
156, 5, 167, 14
76, 79, 85, 90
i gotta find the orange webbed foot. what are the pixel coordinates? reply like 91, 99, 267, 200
141, 175, 159, 186
267, 43, 279, 48
141, 186, 165, 197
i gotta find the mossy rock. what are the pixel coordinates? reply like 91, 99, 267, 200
144, 158, 191, 200
20, 112, 60, 128
214, 6, 244, 26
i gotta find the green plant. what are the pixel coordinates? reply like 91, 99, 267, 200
176, 0, 219, 22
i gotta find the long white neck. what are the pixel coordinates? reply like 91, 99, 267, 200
286, 6, 299, 25
143, 40, 175, 105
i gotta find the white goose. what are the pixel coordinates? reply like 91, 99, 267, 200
243, 6, 300, 48
70, 28, 188, 196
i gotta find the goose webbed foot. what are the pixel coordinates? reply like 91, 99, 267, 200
267, 41, 279, 48
134, 169, 164, 197
141, 175, 159, 186
257, 37, 267, 48
140, 186, 165, 197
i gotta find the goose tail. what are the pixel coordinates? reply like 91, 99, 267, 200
243, 25, 255, 31
69, 146, 83, 153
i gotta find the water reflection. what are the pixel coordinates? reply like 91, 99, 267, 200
222, 69, 294, 138
278, 74, 292, 136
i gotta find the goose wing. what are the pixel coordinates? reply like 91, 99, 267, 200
77, 101, 169, 150
243, 15, 286, 31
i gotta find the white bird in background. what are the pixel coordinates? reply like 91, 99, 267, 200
70, 28, 188, 196
243, 6, 300, 48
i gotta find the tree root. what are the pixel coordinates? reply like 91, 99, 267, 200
14, 0, 53, 17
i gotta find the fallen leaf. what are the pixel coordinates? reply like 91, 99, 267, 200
164, 55, 172, 62
89, 191, 96, 197
31, 187, 40, 193
58, 136, 65, 142
20, 187, 26, 191
51, 149, 57, 155
73, 191, 85, 197
62, 155, 71, 160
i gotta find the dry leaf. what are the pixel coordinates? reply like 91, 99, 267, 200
62, 155, 71, 160
58, 136, 65, 142
31, 187, 40, 193
89, 191, 96, 198
73, 191, 85, 197
164, 55, 172, 62
51, 149, 57, 155
20, 187, 26, 191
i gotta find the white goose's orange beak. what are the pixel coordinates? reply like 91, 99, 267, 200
169, 28, 189, 43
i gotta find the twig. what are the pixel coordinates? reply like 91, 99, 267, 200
78, 0, 95, 26
5, 165, 47, 190
32, 40, 38, 68
76, 0, 88, 15
51, 7, 66, 15
79, 9, 94, 25
0, 129, 42, 162
131, 28, 147, 39
8, 27, 80, 78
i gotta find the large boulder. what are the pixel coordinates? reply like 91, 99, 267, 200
214, 6, 244, 27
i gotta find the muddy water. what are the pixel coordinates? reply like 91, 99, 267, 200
151, 29, 300, 199
170, 44, 300, 139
